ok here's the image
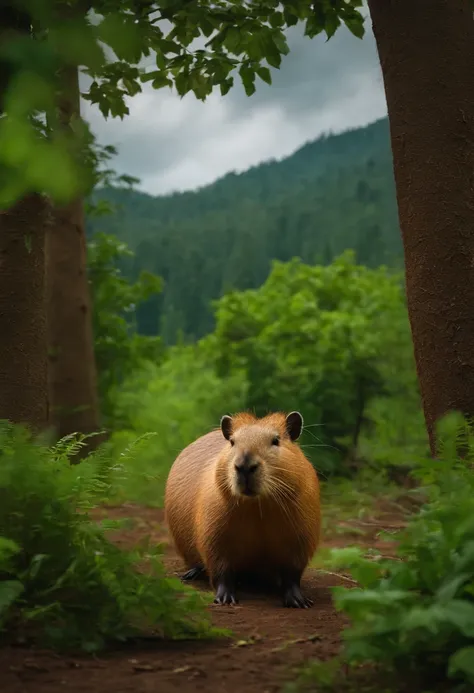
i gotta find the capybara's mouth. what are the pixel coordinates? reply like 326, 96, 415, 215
240, 487, 257, 497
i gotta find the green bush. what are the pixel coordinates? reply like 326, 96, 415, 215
0, 422, 216, 652
105, 345, 248, 505
359, 394, 428, 472
203, 251, 415, 474
359, 301, 428, 470
325, 412, 474, 690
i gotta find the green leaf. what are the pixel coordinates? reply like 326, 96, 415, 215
223, 27, 242, 54
150, 72, 173, 90
0, 537, 20, 560
401, 605, 446, 634
283, 8, 299, 27
436, 573, 471, 602
341, 588, 412, 606
245, 33, 263, 62
350, 561, 383, 590
261, 35, 282, 69
190, 72, 211, 101
174, 72, 190, 97
0, 580, 23, 618
122, 78, 142, 97
449, 647, 474, 682
96, 14, 144, 63
272, 31, 290, 56
28, 554, 48, 580
269, 12, 284, 29
158, 39, 182, 55
200, 18, 215, 38
304, 13, 325, 38
239, 65, 256, 97
438, 600, 474, 637
325, 12, 341, 41
326, 546, 364, 568
255, 66, 272, 86
155, 50, 167, 71
343, 12, 365, 39
220, 77, 234, 96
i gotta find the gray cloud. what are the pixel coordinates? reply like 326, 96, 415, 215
83, 13, 386, 196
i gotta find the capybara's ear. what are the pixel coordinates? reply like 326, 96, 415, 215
285, 411, 303, 441
220, 415, 233, 441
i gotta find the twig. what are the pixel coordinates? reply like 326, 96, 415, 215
316, 570, 358, 584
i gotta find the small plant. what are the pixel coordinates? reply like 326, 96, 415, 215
323, 412, 474, 690
0, 422, 219, 652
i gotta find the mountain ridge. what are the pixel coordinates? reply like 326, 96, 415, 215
88, 115, 401, 342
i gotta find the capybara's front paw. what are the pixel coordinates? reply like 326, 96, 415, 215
282, 584, 313, 609
214, 580, 238, 605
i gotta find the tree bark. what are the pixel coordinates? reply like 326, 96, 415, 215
0, 195, 50, 430
367, 0, 474, 454
46, 64, 101, 441
0, 6, 50, 432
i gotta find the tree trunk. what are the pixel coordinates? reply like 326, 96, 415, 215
46, 64, 101, 442
0, 6, 50, 432
367, 0, 474, 454
0, 195, 50, 431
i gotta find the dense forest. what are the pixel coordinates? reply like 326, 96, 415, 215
88, 117, 402, 342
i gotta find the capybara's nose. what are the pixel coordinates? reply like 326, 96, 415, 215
235, 452, 258, 480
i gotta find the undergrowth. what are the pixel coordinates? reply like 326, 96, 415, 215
293, 412, 474, 693
0, 422, 220, 653
105, 348, 247, 506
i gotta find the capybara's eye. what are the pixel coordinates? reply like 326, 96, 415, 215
229, 438, 235, 447
272, 437, 280, 446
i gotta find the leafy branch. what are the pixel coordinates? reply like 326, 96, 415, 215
0, 0, 365, 205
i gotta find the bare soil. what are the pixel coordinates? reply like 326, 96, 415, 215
0, 500, 408, 693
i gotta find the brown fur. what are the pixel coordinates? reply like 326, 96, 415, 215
164, 412, 321, 593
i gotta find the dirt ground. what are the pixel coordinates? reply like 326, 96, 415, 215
0, 500, 409, 693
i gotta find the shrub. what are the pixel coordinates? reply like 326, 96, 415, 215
202, 251, 414, 475
325, 412, 474, 690
0, 422, 217, 652
105, 345, 248, 505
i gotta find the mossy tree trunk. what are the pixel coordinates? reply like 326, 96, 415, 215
367, 0, 474, 454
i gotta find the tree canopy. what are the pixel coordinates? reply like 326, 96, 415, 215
1, 0, 366, 206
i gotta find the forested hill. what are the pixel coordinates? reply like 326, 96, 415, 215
87, 116, 402, 343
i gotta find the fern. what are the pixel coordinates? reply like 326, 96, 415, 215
0, 421, 220, 651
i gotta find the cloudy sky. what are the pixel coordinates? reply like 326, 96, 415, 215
83, 13, 387, 197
